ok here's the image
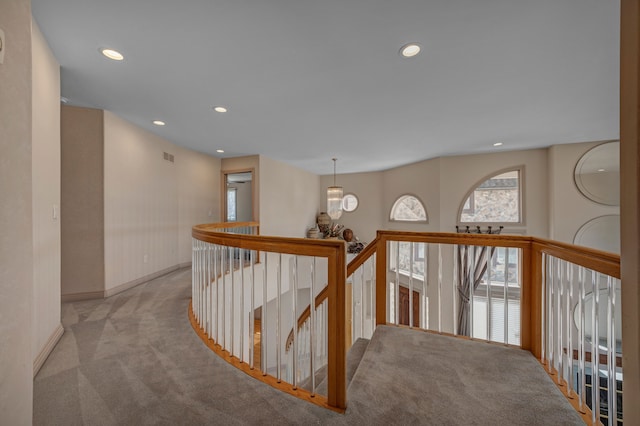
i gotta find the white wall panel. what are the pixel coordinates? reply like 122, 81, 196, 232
31, 20, 61, 369
177, 146, 220, 264
0, 1, 34, 423
104, 112, 180, 291
259, 156, 320, 238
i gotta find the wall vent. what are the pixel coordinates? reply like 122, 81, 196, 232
163, 152, 175, 163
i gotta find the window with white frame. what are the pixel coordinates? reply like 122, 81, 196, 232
469, 246, 521, 345
389, 241, 426, 280
390, 195, 428, 222
459, 170, 522, 223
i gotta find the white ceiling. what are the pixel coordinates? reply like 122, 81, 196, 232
32, 0, 620, 175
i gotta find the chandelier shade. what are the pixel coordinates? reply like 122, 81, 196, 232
327, 158, 343, 220
327, 185, 343, 219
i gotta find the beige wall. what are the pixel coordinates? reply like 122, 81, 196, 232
104, 111, 180, 291
320, 148, 550, 239
31, 20, 62, 373
0, 0, 33, 423
177, 146, 220, 265
259, 156, 320, 237
439, 149, 549, 236
61, 106, 105, 298
384, 158, 441, 232
548, 142, 619, 247
319, 171, 386, 243
63, 109, 219, 295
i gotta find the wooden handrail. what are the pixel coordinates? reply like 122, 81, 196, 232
192, 225, 620, 415
373, 230, 620, 277
346, 237, 378, 277
286, 239, 379, 352
532, 237, 620, 279
285, 285, 329, 352
192, 222, 347, 410
197, 221, 260, 231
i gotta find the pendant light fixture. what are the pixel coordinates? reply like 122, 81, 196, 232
327, 158, 343, 220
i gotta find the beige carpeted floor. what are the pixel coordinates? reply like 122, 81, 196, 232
34, 267, 582, 425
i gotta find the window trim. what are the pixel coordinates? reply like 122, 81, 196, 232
457, 166, 525, 226
342, 193, 359, 213
389, 193, 429, 223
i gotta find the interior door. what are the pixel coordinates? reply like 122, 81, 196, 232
398, 286, 420, 327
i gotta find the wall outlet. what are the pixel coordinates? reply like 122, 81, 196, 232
143, 254, 149, 263
0, 28, 5, 65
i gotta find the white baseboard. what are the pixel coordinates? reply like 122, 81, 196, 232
103, 265, 180, 298
61, 291, 104, 302
33, 323, 64, 377
62, 264, 190, 302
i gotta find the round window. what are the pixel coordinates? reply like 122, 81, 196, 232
342, 194, 359, 212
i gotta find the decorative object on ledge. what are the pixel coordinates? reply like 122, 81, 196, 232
307, 226, 321, 239
317, 211, 331, 235
325, 222, 344, 239
327, 158, 343, 220
347, 238, 365, 254
342, 228, 353, 242
456, 225, 504, 234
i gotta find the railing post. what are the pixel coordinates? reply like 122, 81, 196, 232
522, 241, 543, 358
375, 233, 387, 325
326, 243, 347, 409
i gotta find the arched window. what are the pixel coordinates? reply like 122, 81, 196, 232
390, 195, 428, 222
459, 169, 522, 224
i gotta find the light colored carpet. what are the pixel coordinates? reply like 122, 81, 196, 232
344, 325, 583, 425
34, 268, 581, 425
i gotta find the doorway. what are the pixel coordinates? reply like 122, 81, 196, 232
223, 170, 254, 222
398, 286, 420, 327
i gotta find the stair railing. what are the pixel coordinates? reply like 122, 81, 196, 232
282, 237, 379, 395
191, 225, 621, 421
373, 231, 621, 425
191, 222, 347, 411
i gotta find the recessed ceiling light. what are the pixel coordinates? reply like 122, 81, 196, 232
598, 168, 606, 172
152, 120, 165, 126
493, 142, 503, 147
100, 48, 124, 61
213, 106, 228, 113
400, 43, 421, 58
216, 149, 225, 153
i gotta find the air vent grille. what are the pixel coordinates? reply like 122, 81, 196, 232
163, 152, 175, 163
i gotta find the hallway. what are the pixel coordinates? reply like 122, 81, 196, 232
34, 268, 581, 425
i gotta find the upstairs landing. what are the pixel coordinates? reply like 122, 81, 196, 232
343, 325, 583, 425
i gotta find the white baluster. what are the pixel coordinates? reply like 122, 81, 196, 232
276, 254, 282, 383
250, 249, 255, 370
310, 257, 316, 395
592, 271, 600, 423
292, 255, 298, 389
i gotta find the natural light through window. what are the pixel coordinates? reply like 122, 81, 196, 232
460, 170, 521, 223
390, 195, 427, 222
227, 188, 237, 221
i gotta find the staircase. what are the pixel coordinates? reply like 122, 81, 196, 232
301, 337, 370, 395
338, 326, 584, 424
